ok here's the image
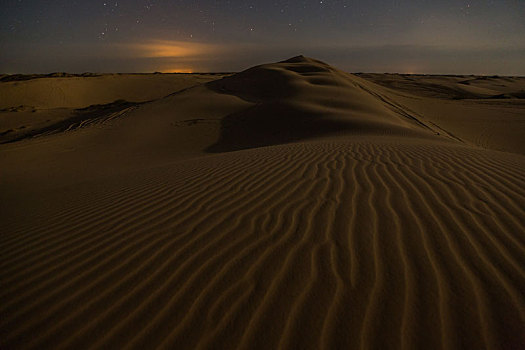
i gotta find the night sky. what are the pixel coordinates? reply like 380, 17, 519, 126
1, 1, 524, 74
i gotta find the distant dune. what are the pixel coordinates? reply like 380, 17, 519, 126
1, 56, 524, 349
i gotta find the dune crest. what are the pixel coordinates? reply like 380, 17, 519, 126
205, 56, 447, 151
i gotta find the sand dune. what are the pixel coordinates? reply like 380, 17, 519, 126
358, 72, 525, 154
0, 73, 227, 144
356, 73, 525, 100
0, 73, 228, 110
1, 56, 524, 349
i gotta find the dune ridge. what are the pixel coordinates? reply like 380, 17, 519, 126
1, 56, 524, 349
0, 73, 227, 110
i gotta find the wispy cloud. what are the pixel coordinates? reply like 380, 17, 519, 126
130, 40, 218, 59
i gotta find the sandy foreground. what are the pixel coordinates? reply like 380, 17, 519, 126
1, 56, 524, 349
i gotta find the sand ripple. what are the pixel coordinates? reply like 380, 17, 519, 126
1, 141, 524, 349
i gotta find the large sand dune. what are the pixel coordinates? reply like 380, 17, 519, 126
1, 56, 524, 349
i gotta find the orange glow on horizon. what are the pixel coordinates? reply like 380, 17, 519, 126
133, 40, 215, 58
161, 68, 194, 73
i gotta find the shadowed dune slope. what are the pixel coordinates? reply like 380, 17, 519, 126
205, 56, 438, 151
1, 57, 524, 350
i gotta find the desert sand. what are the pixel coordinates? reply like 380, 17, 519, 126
1, 56, 524, 349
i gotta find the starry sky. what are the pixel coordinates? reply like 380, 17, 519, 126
1, 0, 524, 75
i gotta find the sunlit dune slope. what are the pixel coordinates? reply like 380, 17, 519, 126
357, 72, 525, 155
0, 73, 228, 144
0, 73, 225, 110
